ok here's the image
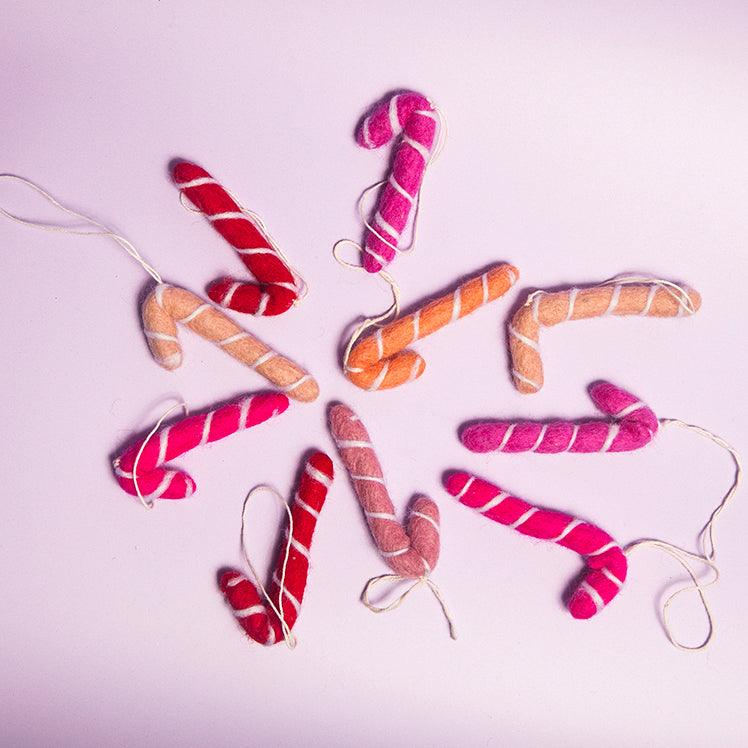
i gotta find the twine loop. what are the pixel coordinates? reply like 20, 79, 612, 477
361, 573, 457, 640
240, 485, 297, 649
626, 418, 741, 651
0, 174, 163, 283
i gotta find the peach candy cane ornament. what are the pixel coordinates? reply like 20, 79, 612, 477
329, 404, 456, 637
173, 161, 303, 316
142, 284, 319, 402
509, 277, 701, 394
344, 263, 518, 391
357, 91, 441, 273
220, 451, 334, 647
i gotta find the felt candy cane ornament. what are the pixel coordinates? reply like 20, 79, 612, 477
142, 284, 319, 402
329, 404, 440, 577
329, 404, 456, 637
220, 452, 333, 647
173, 161, 302, 316
357, 91, 440, 273
462, 382, 658, 453
113, 393, 289, 505
345, 263, 518, 391
509, 278, 701, 393
445, 472, 627, 619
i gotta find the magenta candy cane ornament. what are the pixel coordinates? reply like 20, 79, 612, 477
329, 403, 455, 637
446, 472, 628, 619
462, 382, 659, 454
220, 452, 333, 647
112, 393, 289, 507
356, 91, 440, 273
173, 161, 303, 316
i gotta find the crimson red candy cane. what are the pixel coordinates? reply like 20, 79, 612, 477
357, 92, 439, 273
113, 393, 289, 502
461, 382, 659, 454
173, 161, 300, 315
220, 452, 334, 646
445, 472, 627, 619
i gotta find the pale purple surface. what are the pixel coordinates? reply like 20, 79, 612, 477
1, 2, 747, 746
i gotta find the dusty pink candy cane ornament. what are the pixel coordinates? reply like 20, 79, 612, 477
462, 382, 659, 453
357, 91, 439, 273
446, 472, 627, 619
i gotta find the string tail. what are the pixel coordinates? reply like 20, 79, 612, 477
462, 381, 658, 453
220, 451, 334, 647
329, 403, 440, 578
112, 393, 289, 503
445, 472, 627, 618
173, 162, 302, 316
509, 278, 701, 394
345, 263, 518, 391
141, 283, 319, 402
356, 91, 439, 273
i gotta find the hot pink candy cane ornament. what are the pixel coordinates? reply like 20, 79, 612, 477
173, 161, 301, 316
357, 92, 439, 273
112, 393, 289, 504
462, 382, 659, 454
329, 403, 440, 577
445, 472, 627, 619
220, 452, 334, 646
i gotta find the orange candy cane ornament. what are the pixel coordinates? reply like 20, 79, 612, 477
344, 263, 518, 391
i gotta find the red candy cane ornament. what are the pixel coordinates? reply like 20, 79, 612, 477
357, 92, 439, 273
446, 472, 627, 619
173, 161, 301, 316
462, 382, 659, 454
113, 393, 289, 505
220, 452, 334, 646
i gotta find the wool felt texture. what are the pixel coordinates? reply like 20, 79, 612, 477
509, 280, 702, 393
173, 161, 299, 316
220, 451, 334, 646
345, 263, 519, 391
445, 472, 627, 619
329, 403, 440, 577
113, 393, 289, 501
462, 382, 658, 453
142, 283, 319, 402
357, 91, 438, 273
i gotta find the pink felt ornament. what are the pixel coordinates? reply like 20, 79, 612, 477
357, 91, 439, 273
462, 382, 658, 454
113, 393, 289, 504
445, 472, 627, 619
220, 452, 334, 647
173, 161, 301, 316
329, 403, 439, 577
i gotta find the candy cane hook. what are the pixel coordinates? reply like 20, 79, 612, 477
112, 393, 289, 503
345, 263, 518, 391
462, 382, 658, 453
142, 283, 319, 402
173, 161, 301, 316
357, 91, 440, 273
445, 472, 627, 619
220, 452, 334, 646
509, 279, 701, 393
329, 404, 440, 577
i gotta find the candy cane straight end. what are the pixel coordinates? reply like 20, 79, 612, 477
444, 471, 627, 619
